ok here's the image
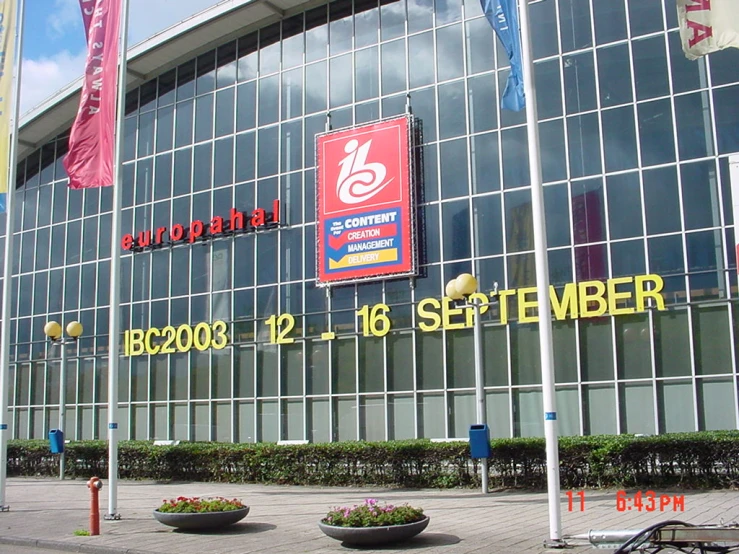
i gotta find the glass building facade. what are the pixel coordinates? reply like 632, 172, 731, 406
4, 0, 739, 443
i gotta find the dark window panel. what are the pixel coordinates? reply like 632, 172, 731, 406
674, 92, 714, 160
305, 5, 328, 62
465, 19, 495, 75
535, 59, 561, 119
601, 106, 637, 172
259, 23, 281, 75
471, 131, 499, 194
176, 60, 196, 101
236, 81, 257, 132
539, 118, 567, 183
564, 52, 596, 114
572, 178, 606, 246
156, 104, 174, 153
627, 0, 663, 37
282, 14, 304, 69
282, 67, 303, 120
593, 0, 626, 45
544, 183, 570, 248
474, 193, 504, 255
713, 85, 739, 154
638, 99, 675, 166
157, 68, 177, 107
632, 35, 670, 101
597, 43, 632, 107
668, 32, 705, 94
560, 0, 592, 52
505, 188, 534, 253
438, 80, 466, 139
194, 94, 214, 142
531, 0, 559, 59
235, 132, 256, 183
681, 161, 721, 231
567, 113, 601, 178
216, 41, 237, 89
606, 172, 643, 240
196, 50, 216, 95
501, 126, 529, 189
174, 99, 194, 148
436, 24, 464, 82
355, 0, 379, 48
381, 39, 406, 95
380, 0, 405, 42
139, 80, 157, 113
643, 166, 681, 235
214, 137, 234, 187
329, 54, 353, 108
215, 88, 235, 138
439, 138, 468, 199
193, 142, 213, 193
611, 239, 645, 277
154, 153, 172, 205
329, 0, 353, 56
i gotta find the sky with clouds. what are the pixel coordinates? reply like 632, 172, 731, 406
20, 0, 224, 116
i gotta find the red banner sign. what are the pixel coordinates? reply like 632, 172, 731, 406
316, 116, 417, 285
64, 0, 121, 189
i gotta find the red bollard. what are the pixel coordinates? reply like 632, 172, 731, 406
87, 477, 103, 536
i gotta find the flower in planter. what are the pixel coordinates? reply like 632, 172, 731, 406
156, 496, 245, 513
322, 498, 425, 528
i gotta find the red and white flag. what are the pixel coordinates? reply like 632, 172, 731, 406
63, 0, 122, 189
677, 0, 739, 60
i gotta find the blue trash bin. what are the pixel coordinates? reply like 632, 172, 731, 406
49, 429, 64, 453
469, 424, 490, 459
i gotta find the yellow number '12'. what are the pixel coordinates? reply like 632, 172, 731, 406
265, 313, 295, 344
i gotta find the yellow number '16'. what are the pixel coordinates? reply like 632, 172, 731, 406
357, 304, 391, 337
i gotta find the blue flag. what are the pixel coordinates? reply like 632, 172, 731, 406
480, 0, 525, 111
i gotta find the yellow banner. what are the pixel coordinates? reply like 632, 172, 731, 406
0, 0, 17, 210
328, 248, 398, 269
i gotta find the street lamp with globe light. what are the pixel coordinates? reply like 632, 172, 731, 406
43, 320, 83, 480
445, 273, 496, 494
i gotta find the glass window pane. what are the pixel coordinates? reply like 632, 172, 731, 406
638, 99, 675, 166
580, 318, 614, 381
620, 383, 656, 434
658, 380, 695, 432
584, 385, 616, 434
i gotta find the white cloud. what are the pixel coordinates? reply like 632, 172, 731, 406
20, 49, 87, 115
20, 0, 222, 116
46, 0, 83, 40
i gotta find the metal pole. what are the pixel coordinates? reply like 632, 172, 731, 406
58, 340, 67, 480
107, 0, 131, 521
472, 297, 488, 494
0, 0, 26, 511
518, 0, 562, 544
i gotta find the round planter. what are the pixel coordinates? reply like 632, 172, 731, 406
318, 515, 430, 546
153, 506, 250, 531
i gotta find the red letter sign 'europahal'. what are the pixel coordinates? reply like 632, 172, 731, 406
316, 115, 418, 286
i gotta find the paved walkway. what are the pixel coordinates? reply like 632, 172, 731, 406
0, 478, 736, 553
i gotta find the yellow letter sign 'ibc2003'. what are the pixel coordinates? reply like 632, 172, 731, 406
124, 321, 229, 356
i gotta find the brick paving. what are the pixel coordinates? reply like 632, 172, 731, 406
0, 478, 736, 554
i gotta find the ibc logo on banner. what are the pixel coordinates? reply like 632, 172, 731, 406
316, 116, 417, 286
323, 128, 404, 213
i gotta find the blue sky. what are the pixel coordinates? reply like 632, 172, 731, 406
20, 0, 222, 115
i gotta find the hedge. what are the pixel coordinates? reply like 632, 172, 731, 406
8, 431, 739, 489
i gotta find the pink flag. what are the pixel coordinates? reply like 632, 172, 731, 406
64, 0, 122, 189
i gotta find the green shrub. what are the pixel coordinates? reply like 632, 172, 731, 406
11, 430, 739, 490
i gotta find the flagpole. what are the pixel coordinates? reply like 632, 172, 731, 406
107, 0, 131, 521
517, 0, 563, 544
0, 0, 26, 511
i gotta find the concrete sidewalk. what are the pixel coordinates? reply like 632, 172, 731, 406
0, 478, 736, 553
